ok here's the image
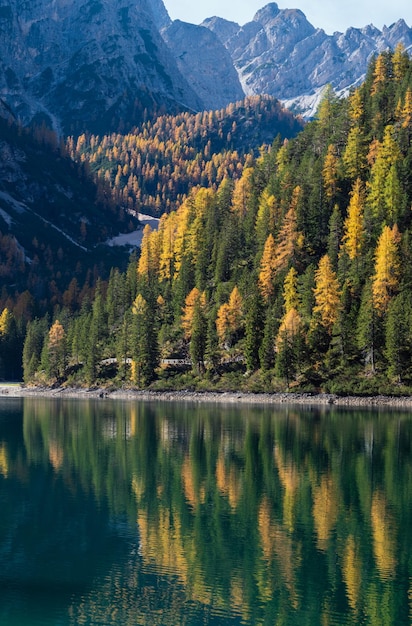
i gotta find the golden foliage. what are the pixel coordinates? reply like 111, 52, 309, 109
342, 178, 365, 260
371, 54, 388, 95
312, 476, 338, 551
132, 293, 147, 316
322, 144, 339, 200
231, 168, 254, 216
181, 288, 206, 339
48, 320, 65, 348
343, 535, 362, 611
282, 267, 300, 314
216, 286, 244, 344
0, 308, 12, 336
0, 443, 8, 478
372, 224, 401, 313
371, 491, 397, 579
276, 308, 302, 349
258, 233, 277, 300
313, 255, 341, 329
348, 89, 364, 123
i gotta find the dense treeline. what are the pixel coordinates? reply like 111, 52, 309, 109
15, 47, 412, 392
68, 96, 303, 216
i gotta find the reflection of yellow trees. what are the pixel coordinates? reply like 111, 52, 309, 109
215, 453, 242, 509
312, 476, 339, 551
48, 441, 64, 471
342, 535, 362, 612
0, 442, 8, 477
181, 456, 205, 508
230, 577, 248, 622
131, 475, 145, 500
257, 496, 301, 609
130, 406, 137, 437
137, 509, 223, 609
274, 445, 300, 531
371, 491, 397, 579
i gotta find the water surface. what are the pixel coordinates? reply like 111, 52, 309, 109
0, 397, 411, 625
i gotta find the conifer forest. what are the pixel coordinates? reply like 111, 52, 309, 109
4, 48, 412, 394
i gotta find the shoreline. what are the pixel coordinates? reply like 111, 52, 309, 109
1, 384, 412, 408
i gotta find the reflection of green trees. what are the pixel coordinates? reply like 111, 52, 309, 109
16, 400, 412, 624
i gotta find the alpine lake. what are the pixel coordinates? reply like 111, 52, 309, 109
1, 396, 412, 625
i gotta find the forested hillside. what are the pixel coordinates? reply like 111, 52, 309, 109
16, 47, 412, 392
69, 96, 303, 216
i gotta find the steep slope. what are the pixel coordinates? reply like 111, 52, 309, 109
0, 0, 201, 134
162, 20, 244, 111
203, 2, 412, 116
0, 108, 137, 297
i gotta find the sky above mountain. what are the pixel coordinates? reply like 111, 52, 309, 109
164, 0, 411, 34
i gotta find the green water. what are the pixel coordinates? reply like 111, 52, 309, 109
0, 398, 411, 625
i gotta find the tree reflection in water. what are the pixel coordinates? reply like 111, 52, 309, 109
0, 398, 411, 625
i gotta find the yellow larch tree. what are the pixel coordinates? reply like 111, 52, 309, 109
158, 212, 178, 281
258, 233, 277, 300
48, 320, 66, 378
186, 188, 215, 265
137, 224, 160, 277
400, 88, 412, 129
372, 224, 401, 314
0, 308, 12, 336
216, 303, 231, 345
342, 126, 367, 179
282, 267, 300, 313
348, 88, 363, 124
322, 144, 339, 201
181, 287, 206, 339
276, 307, 302, 349
216, 286, 244, 346
172, 200, 191, 277
371, 53, 388, 95
342, 178, 366, 261
392, 43, 409, 82
275, 187, 302, 269
313, 254, 341, 330
231, 167, 254, 216
259, 188, 303, 300
367, 125, 400, 222
255, 188, 279, 247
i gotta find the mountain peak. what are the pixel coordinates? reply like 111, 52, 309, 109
253, 3, 280, 24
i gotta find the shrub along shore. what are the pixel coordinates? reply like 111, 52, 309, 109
2, 385, 412, 408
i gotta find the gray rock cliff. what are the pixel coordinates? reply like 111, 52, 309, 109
0, 0, 201, 133
162, 20, 244, 111
203, 2, 412, 117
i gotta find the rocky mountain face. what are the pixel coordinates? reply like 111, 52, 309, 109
203, 2, 412, 116
0, 0, 203, 134
1, 0, 411, 132
162, 20, 244, 111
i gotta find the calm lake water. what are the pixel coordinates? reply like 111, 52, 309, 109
0, 397, 411, 625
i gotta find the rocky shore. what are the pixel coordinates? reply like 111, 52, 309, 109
1, 384, 412, 408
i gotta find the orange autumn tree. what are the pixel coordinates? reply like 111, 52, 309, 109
47, 320, 66, 378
